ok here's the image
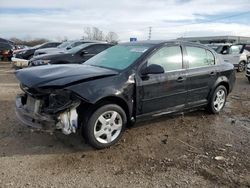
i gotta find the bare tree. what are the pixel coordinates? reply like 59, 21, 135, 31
93, 27, 104, 41
83, 27, 104, 41
9, 37, 49, 46
106, 32, 119, 43
83, 27, 92, 40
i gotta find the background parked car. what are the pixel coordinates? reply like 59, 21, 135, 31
217, 44, 250, 72
33, 40, 107, 57
13, 42, 62, 60
14, 45, 30, 50
206, 43, 232, 51
0, 42, 15, 61
246, 63, 250, 83
15, 41, 235, 149
29, 43, 113, 66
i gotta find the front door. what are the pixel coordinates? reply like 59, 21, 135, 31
136, 45, 187, 115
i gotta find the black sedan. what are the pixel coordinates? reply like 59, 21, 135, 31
15, 40, 235, 149
33, 40, 107, 57
28, 43, 113, 66
13, 42, 61, 60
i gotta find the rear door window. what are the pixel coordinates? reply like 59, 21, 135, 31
186, 46, 215, 68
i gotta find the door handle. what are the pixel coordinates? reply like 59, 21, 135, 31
177, 77, 184, 82
210, 71, 216, 76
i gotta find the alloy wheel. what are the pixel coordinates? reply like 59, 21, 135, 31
94, 111, 123, 144
213, 89, 226, 112
238, 62, 245, 72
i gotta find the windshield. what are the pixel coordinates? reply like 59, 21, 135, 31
84, 45, 150, 70
67, 43, 92, 53
57, 41, 71, 49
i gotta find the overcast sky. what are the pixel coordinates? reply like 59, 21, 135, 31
1, 0, 250, 42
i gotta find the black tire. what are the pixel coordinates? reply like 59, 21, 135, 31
208, 85, 227, 114
237, 61, 245, 72
248, 77, 250, 83
82, 104, 127, 149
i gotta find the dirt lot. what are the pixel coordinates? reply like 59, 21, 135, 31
0, 61, 249, 188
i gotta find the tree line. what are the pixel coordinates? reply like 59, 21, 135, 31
9, 27, 119, 46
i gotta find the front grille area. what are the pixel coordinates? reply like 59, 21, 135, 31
20, 85, 80, 115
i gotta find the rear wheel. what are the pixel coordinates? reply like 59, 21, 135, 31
82, 104, 127, 149
237, 61, 245, 72
208, 85, 227, 114
248, 77, 250, 83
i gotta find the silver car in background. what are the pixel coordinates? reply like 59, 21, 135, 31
217, 44, 250, 72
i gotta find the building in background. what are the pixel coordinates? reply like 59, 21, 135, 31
177, 36, 250, 44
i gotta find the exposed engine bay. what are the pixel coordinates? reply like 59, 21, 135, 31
15, 84, 81, 135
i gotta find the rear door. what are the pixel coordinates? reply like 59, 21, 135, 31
184, 45, 218, 107
136, 44, 187, 115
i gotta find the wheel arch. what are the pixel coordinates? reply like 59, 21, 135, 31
208, 77, 230, 102
77, 95, 131, 128
93, 96, 131, 121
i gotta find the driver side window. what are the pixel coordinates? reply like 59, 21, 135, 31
147, 46, 183, 72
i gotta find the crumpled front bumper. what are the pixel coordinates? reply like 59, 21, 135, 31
15, 94, 56, 130
15, 94, 80, 135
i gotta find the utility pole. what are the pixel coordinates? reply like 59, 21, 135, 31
148, 26, 152, 40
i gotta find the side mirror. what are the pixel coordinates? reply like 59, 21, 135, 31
141, 64, 164, 75
81, 50, 88, 55
222, 50, 227, 54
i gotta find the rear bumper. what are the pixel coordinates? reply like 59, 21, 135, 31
15, 95, 56, 130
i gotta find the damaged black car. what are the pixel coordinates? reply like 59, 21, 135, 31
15, 41, 235, 149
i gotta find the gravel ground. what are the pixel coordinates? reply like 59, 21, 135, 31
0, 61, 249, 188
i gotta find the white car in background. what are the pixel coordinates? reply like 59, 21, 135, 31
246, 63, 250, 83
217, 44, 250, 72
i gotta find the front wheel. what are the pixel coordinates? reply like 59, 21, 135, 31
208, 85, 227, 114
82, 104, 127, 149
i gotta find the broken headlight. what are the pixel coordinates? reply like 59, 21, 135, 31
43, 90, 80, 114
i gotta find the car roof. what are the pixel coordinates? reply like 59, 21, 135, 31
73, 42, 111, 47
65, 40, 108, 43
121, 40, 209, 48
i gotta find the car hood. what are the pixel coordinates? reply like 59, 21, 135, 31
15, 64, 118, 88
31, 52, 69, 60
35, 48, 65, 54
